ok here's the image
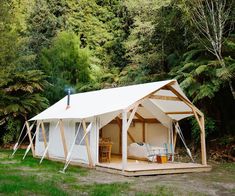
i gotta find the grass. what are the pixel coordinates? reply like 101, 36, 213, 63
0, 149, 87, 195
0, 149, 131, 195
73, 183, 130, 196
0, 149, 234, 195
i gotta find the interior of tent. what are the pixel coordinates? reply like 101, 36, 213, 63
100, 108, 169, 162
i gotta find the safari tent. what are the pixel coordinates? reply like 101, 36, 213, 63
15, 79, 211, 176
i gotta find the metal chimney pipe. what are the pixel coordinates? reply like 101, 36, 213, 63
66, 88, 71, 109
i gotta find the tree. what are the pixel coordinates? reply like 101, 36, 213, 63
0, 0, 49, 144
185, 0, 235, 100
27, 0, 68, 56
124, 0, 188, 83
40, 31, 92, 103
66, 0, 129, 68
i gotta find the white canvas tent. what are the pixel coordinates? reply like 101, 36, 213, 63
16, 79, 210, 176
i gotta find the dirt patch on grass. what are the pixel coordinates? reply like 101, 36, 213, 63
78, 169, 134, 184
0, 160, 19, 164
72, 164, 235, 196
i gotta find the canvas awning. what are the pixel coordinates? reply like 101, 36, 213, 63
30, 79, 194, 122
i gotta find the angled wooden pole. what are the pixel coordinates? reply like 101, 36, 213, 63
41, 121, 49, 158
25, 121, 35, 157
82, 120, 93, 167
59, 119, 68, 159
126, 104, 139, 129
127, 132, 136, 143
166, 85, 203, 117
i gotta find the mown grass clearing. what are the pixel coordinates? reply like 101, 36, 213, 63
0, 149, 234, 195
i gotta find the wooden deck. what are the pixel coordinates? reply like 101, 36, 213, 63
96, 155, 212, 176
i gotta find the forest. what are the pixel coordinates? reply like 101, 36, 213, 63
0, 0, 234, 159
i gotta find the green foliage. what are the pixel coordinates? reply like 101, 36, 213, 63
0, 0, 234, 147
66, 0, 129, 68
124, 0, 188, 81
171, 40, 235, 102
40, 31, 92, 103
191, 117, 217, 145
0, 68, 49, 121
0, 0, 49, 143
27, 0, 68, 55
2, 118, 21, 144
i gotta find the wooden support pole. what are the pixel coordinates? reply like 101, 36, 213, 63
100, 128, 103, 138
116, 117, 122, 154
25, 121, 35, 157
166, 111, 193, 115
110, 118, 159, 124
41, 121, 49, 158
126, 104, 139, 129
193, 109, 207, 165
142, 122, 146, 142
82, 120, 93, 167
200, 115, 207, 165
149, 95, 180, 101
122, 111, 127, 172
173, 127, 177, 151
116, 117, 135, 148
59, 120, 68, 158
135, 112, 145, 121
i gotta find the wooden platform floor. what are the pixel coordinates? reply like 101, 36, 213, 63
96, 155, 212, 176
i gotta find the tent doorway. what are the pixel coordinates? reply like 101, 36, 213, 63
98, 108, 171, 165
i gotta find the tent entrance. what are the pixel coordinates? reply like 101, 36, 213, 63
98, 114, 171, 164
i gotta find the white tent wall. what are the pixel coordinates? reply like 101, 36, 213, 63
146, 123, 168, 147
35, 119, 98, 165
102, 122, 168, 154
99, 111, 121, 128
127, 123, 144, 145
142, 100, 172, 127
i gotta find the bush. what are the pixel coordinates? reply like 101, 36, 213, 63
2, 117, 22, 145
191, 116, 217, 145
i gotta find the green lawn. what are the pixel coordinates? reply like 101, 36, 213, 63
0, 149, 234, 196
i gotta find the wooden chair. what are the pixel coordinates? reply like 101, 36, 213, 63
99, 138, 112, 163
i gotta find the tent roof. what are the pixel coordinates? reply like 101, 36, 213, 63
30, 79, 195, 122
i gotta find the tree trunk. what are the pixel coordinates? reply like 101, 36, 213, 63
228, 80, 235, 100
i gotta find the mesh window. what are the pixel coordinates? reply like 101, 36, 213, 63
38, 122, 50, 142
75, 122, 90, 145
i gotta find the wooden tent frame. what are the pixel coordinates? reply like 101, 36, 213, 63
120, 81, 207, 172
